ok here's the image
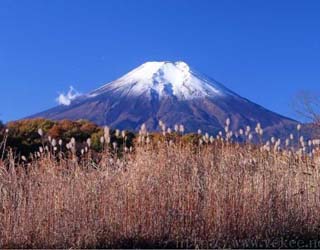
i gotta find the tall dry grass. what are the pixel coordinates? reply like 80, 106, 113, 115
1, 133, 320, 248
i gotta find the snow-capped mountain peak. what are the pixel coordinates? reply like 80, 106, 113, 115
31, 60, 297, 135
91, 61, 231, 100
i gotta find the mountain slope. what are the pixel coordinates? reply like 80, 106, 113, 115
31, 61, 297, 134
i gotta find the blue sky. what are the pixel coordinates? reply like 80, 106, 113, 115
0, 0, 319, 122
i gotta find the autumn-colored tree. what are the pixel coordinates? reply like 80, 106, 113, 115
79, 120, 99, 136
59, 120, 75, 131
6, 119, 55, 155
3, 118, 136, 157
48, 124, 63, 138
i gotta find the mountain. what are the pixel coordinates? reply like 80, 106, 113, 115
30, 61, 298, 136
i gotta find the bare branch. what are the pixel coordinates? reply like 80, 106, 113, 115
293, 91, 320, 126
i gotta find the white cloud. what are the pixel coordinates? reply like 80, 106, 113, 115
56, 86, 81, 106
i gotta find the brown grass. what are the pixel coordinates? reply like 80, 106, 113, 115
0, 139, 320, 248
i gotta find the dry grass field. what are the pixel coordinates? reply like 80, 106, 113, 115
0, 124, 320, 248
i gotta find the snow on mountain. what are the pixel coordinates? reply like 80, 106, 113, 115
90, 61, 234, 100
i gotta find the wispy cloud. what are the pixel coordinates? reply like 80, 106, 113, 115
56, 86, 81, 106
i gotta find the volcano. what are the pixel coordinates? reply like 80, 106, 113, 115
31, 61, 297, 135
